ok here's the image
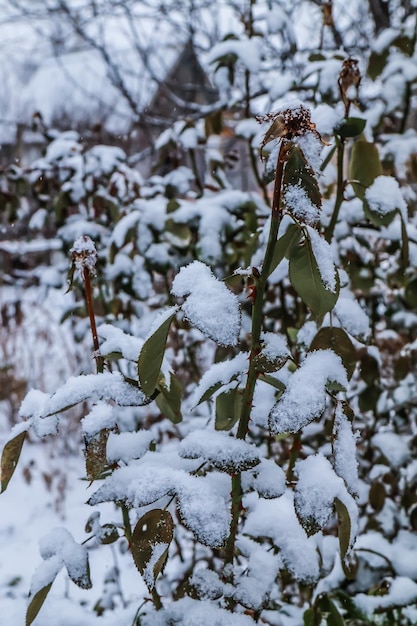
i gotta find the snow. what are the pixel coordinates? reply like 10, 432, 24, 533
234, 537, 280, 610
206, 38, 262, 74
355, 577, 417, 615
260, 332, 289, 362
141, 596, 255, 626
106, 431, 153, 464
333, 404, 360, 496
88, 461, 230, 548
243, 492, 321, 583
284, 184, 320, 225
190, 352, 249, 406
372, 432, 411, 468
294, 454, 358, 550
20, 373, 148, 423
176, 473, 230, 548
82, 403, 116, 439
334, 295, 370, 341
306, 226, 337, 292
179, 429, 260, 472
241, 459, 286, 499
171, 261, 241, 347
269, 350, 348, 434
365, 175, 408, 220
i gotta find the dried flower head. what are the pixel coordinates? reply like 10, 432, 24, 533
257, 103, 326, 154
338, 57, 361, 117
70, 235, 98, 275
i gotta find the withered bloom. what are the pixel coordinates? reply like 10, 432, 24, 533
338, 57, 361, 117
257, 103, 326, 156
70, 235, 98, 275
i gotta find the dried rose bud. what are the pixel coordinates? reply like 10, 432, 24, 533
338, 57, 361, 117
258, 103, 326, 154
70, 235, 98, 275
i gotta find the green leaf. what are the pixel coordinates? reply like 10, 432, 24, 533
1, 430, 27, 493
99, 523, 120, 545
26, 583, 53, 626
197, 381, 224, 406
359, 354, 379, 386
400, 214, 409, 270
404, 277, 417, 309
289, 236, 339, 318
268, 223, 302, 278
334, 497, 357, 579
85, 429, 110, 482
334, 590, 369, 622
349, 139, 382, 200
334, 497, 351, 560
303, 608, 317, 626
369, 481, 386, 512
335, 117, 366, 140
363, 199, 396, 226
283, 145, 321, 220
318, 594, 345, 626
310, 327, 356, 380
131, 509, 174, 591
66, 555, 92, 590
367, 49, 389, 80
258, 373, 286, 394
215, 388, 242, 431
138, 310, 177, 397
155, 373, 183, 423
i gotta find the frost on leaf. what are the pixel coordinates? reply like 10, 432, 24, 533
179, 429, 260, 472
269, 350, 348, 434
294, 454, 358, 554
171, 261, 241, 346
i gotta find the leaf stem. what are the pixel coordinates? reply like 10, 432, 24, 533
83, 266, 104, 374
325, 136, 345, 243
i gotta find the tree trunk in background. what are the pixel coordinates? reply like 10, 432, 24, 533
368, 0, 390, 34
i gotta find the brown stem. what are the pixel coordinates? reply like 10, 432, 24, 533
225, 141, 287, 566
83, 267, 104, 374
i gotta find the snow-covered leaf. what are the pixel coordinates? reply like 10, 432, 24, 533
179, 430, 260, 472
176, 474, 230, 548
131, 509, 173, 591
269, 350, 347, 434
283, 145, 321, 225
171, 261, 241, 346
310, 327, 356, 380
289, 232, 339, 318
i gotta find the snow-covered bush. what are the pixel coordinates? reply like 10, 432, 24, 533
2, 4, 417, 625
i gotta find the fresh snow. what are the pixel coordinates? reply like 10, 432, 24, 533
269, 350, 348, 433
171, 261, 241, 347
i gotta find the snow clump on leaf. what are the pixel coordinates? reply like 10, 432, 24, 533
171, 260, 241, 346
269, 350, 348, 433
